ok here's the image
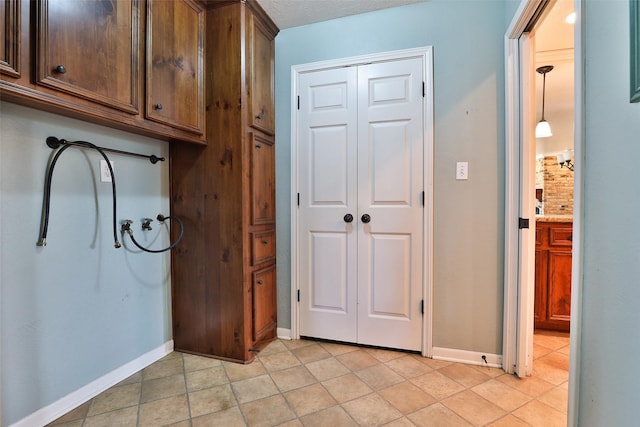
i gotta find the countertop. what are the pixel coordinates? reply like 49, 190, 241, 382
536, 215, 573, 223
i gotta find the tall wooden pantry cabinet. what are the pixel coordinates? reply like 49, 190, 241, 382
170, 0, 278, 363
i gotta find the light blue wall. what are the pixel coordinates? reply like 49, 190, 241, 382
0, 102, 171, 425
577, 0, 640, 424
275, 0, 515, 353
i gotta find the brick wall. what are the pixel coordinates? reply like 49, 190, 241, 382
536, 155, 573, 215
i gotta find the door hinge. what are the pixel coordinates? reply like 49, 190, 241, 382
297, 289, 300, 302
297, 193, 300, 206
422, 81, 425, 97
421, 191, 425, 207
420, 299, 424, 315
518, 217, 530, 229
297, 95, 300, 110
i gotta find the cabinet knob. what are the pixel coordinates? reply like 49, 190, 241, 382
361, 214, 371, 223
154, 103, 163, 110
255, 109, 265, 120
343, 213, 354, 223
257, 279, 264, 285
55, 65, 67, 74
262, 239, 269, 244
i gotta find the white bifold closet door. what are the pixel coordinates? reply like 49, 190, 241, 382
297, 56, 424, 351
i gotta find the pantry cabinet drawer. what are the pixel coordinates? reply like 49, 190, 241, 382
252, 229, 276, 266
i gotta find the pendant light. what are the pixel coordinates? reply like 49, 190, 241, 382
535, 65, 554, 138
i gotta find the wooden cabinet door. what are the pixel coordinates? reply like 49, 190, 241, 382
247, 12, 275, 136
547, 250, 572, 323
36, 0, 139, 113
252, 264, 277, 343
534, 222, 572, 332
1, 0, 20, 77
250, 133, 276, 225
146, 0, 204, 134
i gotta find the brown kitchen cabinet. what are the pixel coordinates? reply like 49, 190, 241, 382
170, 0, 278, 363
0, 0, 206, 144
535, 220, 573, 332
146, 0, 205, 134
36, 0, 140, 113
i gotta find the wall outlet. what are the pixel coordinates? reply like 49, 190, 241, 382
100, 160, 114, 182
456, 161, 469, 180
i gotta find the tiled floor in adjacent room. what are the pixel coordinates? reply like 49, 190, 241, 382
48, 331, 569, 427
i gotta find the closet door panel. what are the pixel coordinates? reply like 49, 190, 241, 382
356, 57, 424, 351
297, 66, 358, 342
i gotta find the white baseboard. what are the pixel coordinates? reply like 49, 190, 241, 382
277, 327, 292, 340
10, 340, 174, 427
432, 346, 502, 369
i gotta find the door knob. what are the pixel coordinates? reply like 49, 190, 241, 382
361, 214, 371, 223
343, 213, 354, 223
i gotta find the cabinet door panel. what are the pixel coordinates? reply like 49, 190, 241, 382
36, 0, 139, 113
548, 250, 572, 322
250, 133, 275, 225
252, 264, 277, 343
1, 0, 20, 77
247, 13, 275, 135
146, 0, 204, 134
549, 226, 573, 246
535, 221, 572, 331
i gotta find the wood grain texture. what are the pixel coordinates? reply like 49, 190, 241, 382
0, 0, 21, 77
1, 0, 207, 144
146, 0, 204, 133
37, 0, 139, 113
170, 1, 279, 363
534, 221, 572, 332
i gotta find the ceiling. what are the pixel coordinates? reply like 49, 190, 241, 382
534, 0, 575, 156
536, 0, 574, 52
256, 0, 429, 29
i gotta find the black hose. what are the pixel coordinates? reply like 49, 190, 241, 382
37, 140, 121, 248
121, 214, 184, 253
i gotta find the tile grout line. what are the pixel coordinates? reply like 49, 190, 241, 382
48, 333, 570, 426
180, 353, 194, 427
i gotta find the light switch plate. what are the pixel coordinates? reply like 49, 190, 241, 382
100, 160, 114, 183
456, 162, 469, 180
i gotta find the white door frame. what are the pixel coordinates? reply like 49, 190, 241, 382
503, 0, 583, 424
290, 46, 435, 357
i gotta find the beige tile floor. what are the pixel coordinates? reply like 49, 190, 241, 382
48, 331, 569, 427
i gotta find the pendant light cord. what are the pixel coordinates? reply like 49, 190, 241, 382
541, 72, 547, 121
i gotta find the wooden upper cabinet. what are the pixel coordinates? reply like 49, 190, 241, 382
36, 0, 139, 113
247, 11, 275, 136
1, 0, 21, 78
146, 0, 204, 135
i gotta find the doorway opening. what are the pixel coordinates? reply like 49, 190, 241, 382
504, 0, 582, 424
533, 0, 575, 338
